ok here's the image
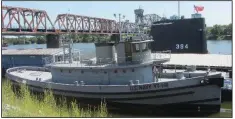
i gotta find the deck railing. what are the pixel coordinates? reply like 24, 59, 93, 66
6, 66, 50, 73
43, 50, 171, 68
152, 50, 171, 60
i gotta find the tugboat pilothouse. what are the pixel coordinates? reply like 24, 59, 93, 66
6, 21, 224, 113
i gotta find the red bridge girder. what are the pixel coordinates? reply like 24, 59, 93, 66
2, 5, 55, 33
1, 5, 136, 35
54, 14, 119, 34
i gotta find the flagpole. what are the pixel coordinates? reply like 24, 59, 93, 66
178, 1, 180, 18
193, 5, 196, 14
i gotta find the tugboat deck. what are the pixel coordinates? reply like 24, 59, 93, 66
162, 69, 229, 78
9, 70, 52, 82
2, 48, 63, 55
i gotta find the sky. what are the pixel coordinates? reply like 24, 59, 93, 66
2, 1, 232, 27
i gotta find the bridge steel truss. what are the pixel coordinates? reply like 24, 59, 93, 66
54, 14, 119, 34
2, 5, 142, 35
2, 6, 55, 35
143, 14, 161, 26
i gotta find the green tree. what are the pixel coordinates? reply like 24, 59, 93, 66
205, 23, 232, 40
224, 23, 232, 35
36, 36, 46, 44
210, 25, 222, 37
30, 37, 37, 44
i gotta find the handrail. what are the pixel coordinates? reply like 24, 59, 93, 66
42, 50, 171, 68
6, 66, 219, 86
6, 66, 50, 73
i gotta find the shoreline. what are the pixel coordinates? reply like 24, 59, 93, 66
3, 39, 232, 46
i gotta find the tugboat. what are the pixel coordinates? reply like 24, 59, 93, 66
6, 22, 224, 113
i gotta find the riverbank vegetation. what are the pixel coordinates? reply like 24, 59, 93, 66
2, 80, 109, 117
205, 23, 232, 40
2, 34, 113, 45
2, 23, 232, 45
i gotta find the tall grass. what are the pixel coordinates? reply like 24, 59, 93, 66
2, 80, 110, 117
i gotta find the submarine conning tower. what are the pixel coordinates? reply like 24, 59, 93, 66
94, 33, 154, 65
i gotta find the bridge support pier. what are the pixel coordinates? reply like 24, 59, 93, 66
110, 34, 120, 42
46, 34, 61, 48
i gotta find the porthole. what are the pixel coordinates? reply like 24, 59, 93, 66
69, 70, 71, 73
81, 70, 84, 74
114, 70, 117, 73
123, 70, 126, 73
60, 69, 63, 72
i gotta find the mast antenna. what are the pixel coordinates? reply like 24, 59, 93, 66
61, 8, 73, 63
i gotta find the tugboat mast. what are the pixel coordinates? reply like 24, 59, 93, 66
114, 13, 125, 42
61, 9, 73, 63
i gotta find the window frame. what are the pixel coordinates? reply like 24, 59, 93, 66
141, 43, 148, 51
132, 43, 140, 53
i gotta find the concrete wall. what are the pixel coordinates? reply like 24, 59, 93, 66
51, 66, 153, 85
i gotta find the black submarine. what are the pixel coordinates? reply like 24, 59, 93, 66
150, 14, 207, 54
134, 7, 207, 54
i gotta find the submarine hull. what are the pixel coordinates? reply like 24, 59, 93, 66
150, 18, 207, 54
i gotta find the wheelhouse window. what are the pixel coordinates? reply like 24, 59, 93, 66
147, 42, 151, 49
136, 44, 140, 51
132, 43, 140, 52
141, 43, 147, 51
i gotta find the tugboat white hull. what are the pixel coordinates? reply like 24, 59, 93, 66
7, 69, 223, 113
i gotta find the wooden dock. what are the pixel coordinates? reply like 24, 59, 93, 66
157, 53, 232, 71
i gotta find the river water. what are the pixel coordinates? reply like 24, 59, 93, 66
7, 40, 232, 55
5, 40, 232, 117
207, 40, 232, 54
